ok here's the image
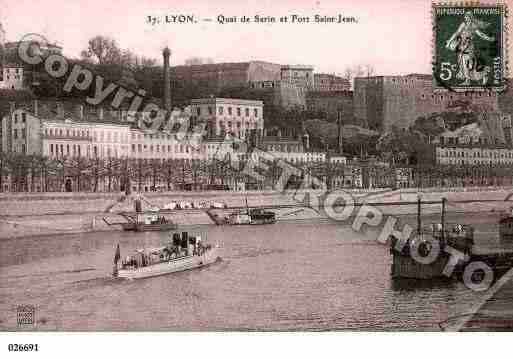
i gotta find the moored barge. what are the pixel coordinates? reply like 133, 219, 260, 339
390, 198, 513, 281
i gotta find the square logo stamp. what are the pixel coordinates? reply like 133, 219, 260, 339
17, 304, 35, 326
433, 3, 508, 92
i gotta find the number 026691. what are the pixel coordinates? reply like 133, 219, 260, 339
8, 344, 39, 352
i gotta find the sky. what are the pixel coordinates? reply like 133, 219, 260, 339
1, 0, 512, 76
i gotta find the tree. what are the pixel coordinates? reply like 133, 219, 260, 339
343, 64, 375, 88
81, 36, 121, 65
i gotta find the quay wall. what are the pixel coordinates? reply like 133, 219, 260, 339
1, 187, 512, 240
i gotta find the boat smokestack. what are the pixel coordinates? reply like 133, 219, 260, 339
163, 47, 172, 113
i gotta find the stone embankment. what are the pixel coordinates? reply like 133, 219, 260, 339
1, 187, 512, 239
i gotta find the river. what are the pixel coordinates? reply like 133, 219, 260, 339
0, 212, 504, 331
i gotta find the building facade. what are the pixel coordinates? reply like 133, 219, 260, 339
436, 145, 513, 166
313, 73, 350, 92
0, 64, 24, 90
247, 80, 307, 109
305, 90, 353, 121
170, 61, 282, 104
280, 65, 314, 90
354, 74, 500, 130
189, 97, 264, 139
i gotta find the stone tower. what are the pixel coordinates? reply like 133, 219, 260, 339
0, 22, 5, 47
162, 47, 171, 112
0, 22, 5, 72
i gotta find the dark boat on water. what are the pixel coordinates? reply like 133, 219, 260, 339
103, 198, 177, 232
118, 212, 177, 232
227, 197, 276, 225
390, 197, 513, 281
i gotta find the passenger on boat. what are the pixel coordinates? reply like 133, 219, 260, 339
454, 224, 462, 233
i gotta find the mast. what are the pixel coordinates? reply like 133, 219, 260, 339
441, 197, 446, 240
417, 195, 421, 235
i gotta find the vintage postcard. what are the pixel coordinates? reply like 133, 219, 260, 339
1, 0, 513, 357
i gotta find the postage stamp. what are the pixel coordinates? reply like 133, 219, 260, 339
433, 3, 508, 92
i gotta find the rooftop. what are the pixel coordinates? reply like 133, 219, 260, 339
190, 97, 264, 105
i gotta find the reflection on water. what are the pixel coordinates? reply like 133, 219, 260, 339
390, 277, 457, 292
0, 213, 498, 331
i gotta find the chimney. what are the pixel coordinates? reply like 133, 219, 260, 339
163, 47, 172, 113
337, 110, 343, 154
33, 100, 39, 118
56, 102, 64, 118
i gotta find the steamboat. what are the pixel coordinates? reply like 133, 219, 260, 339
113, 231, 220, 280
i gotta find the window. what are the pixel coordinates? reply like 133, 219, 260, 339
228, 107, 232, 115
208, 106, 213, 115
132, 144, 136, 152
197, 107, 201, 116
13, 129, 17, 139
22, 113, 26, 123
22, 144, 26, 154
245, 108, 249, 117
237, 108, 241, 116
218, 107, 223, 115
21, 128, 26, 138
50, 144, 54, 154
14, 114, 18, 123
254, 109, 258, 117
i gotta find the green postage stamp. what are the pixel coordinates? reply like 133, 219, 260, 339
433, 3, 508, 92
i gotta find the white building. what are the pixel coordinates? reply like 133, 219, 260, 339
189, 97, 264, 139
436, 145, 513, 166
0, 64, 24, 90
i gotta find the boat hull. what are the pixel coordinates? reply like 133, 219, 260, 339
391, 252, 454, 279
121, 223, 177, 232
115, 248, 220, 279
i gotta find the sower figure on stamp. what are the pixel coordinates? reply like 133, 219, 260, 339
445, 10, 495, 86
